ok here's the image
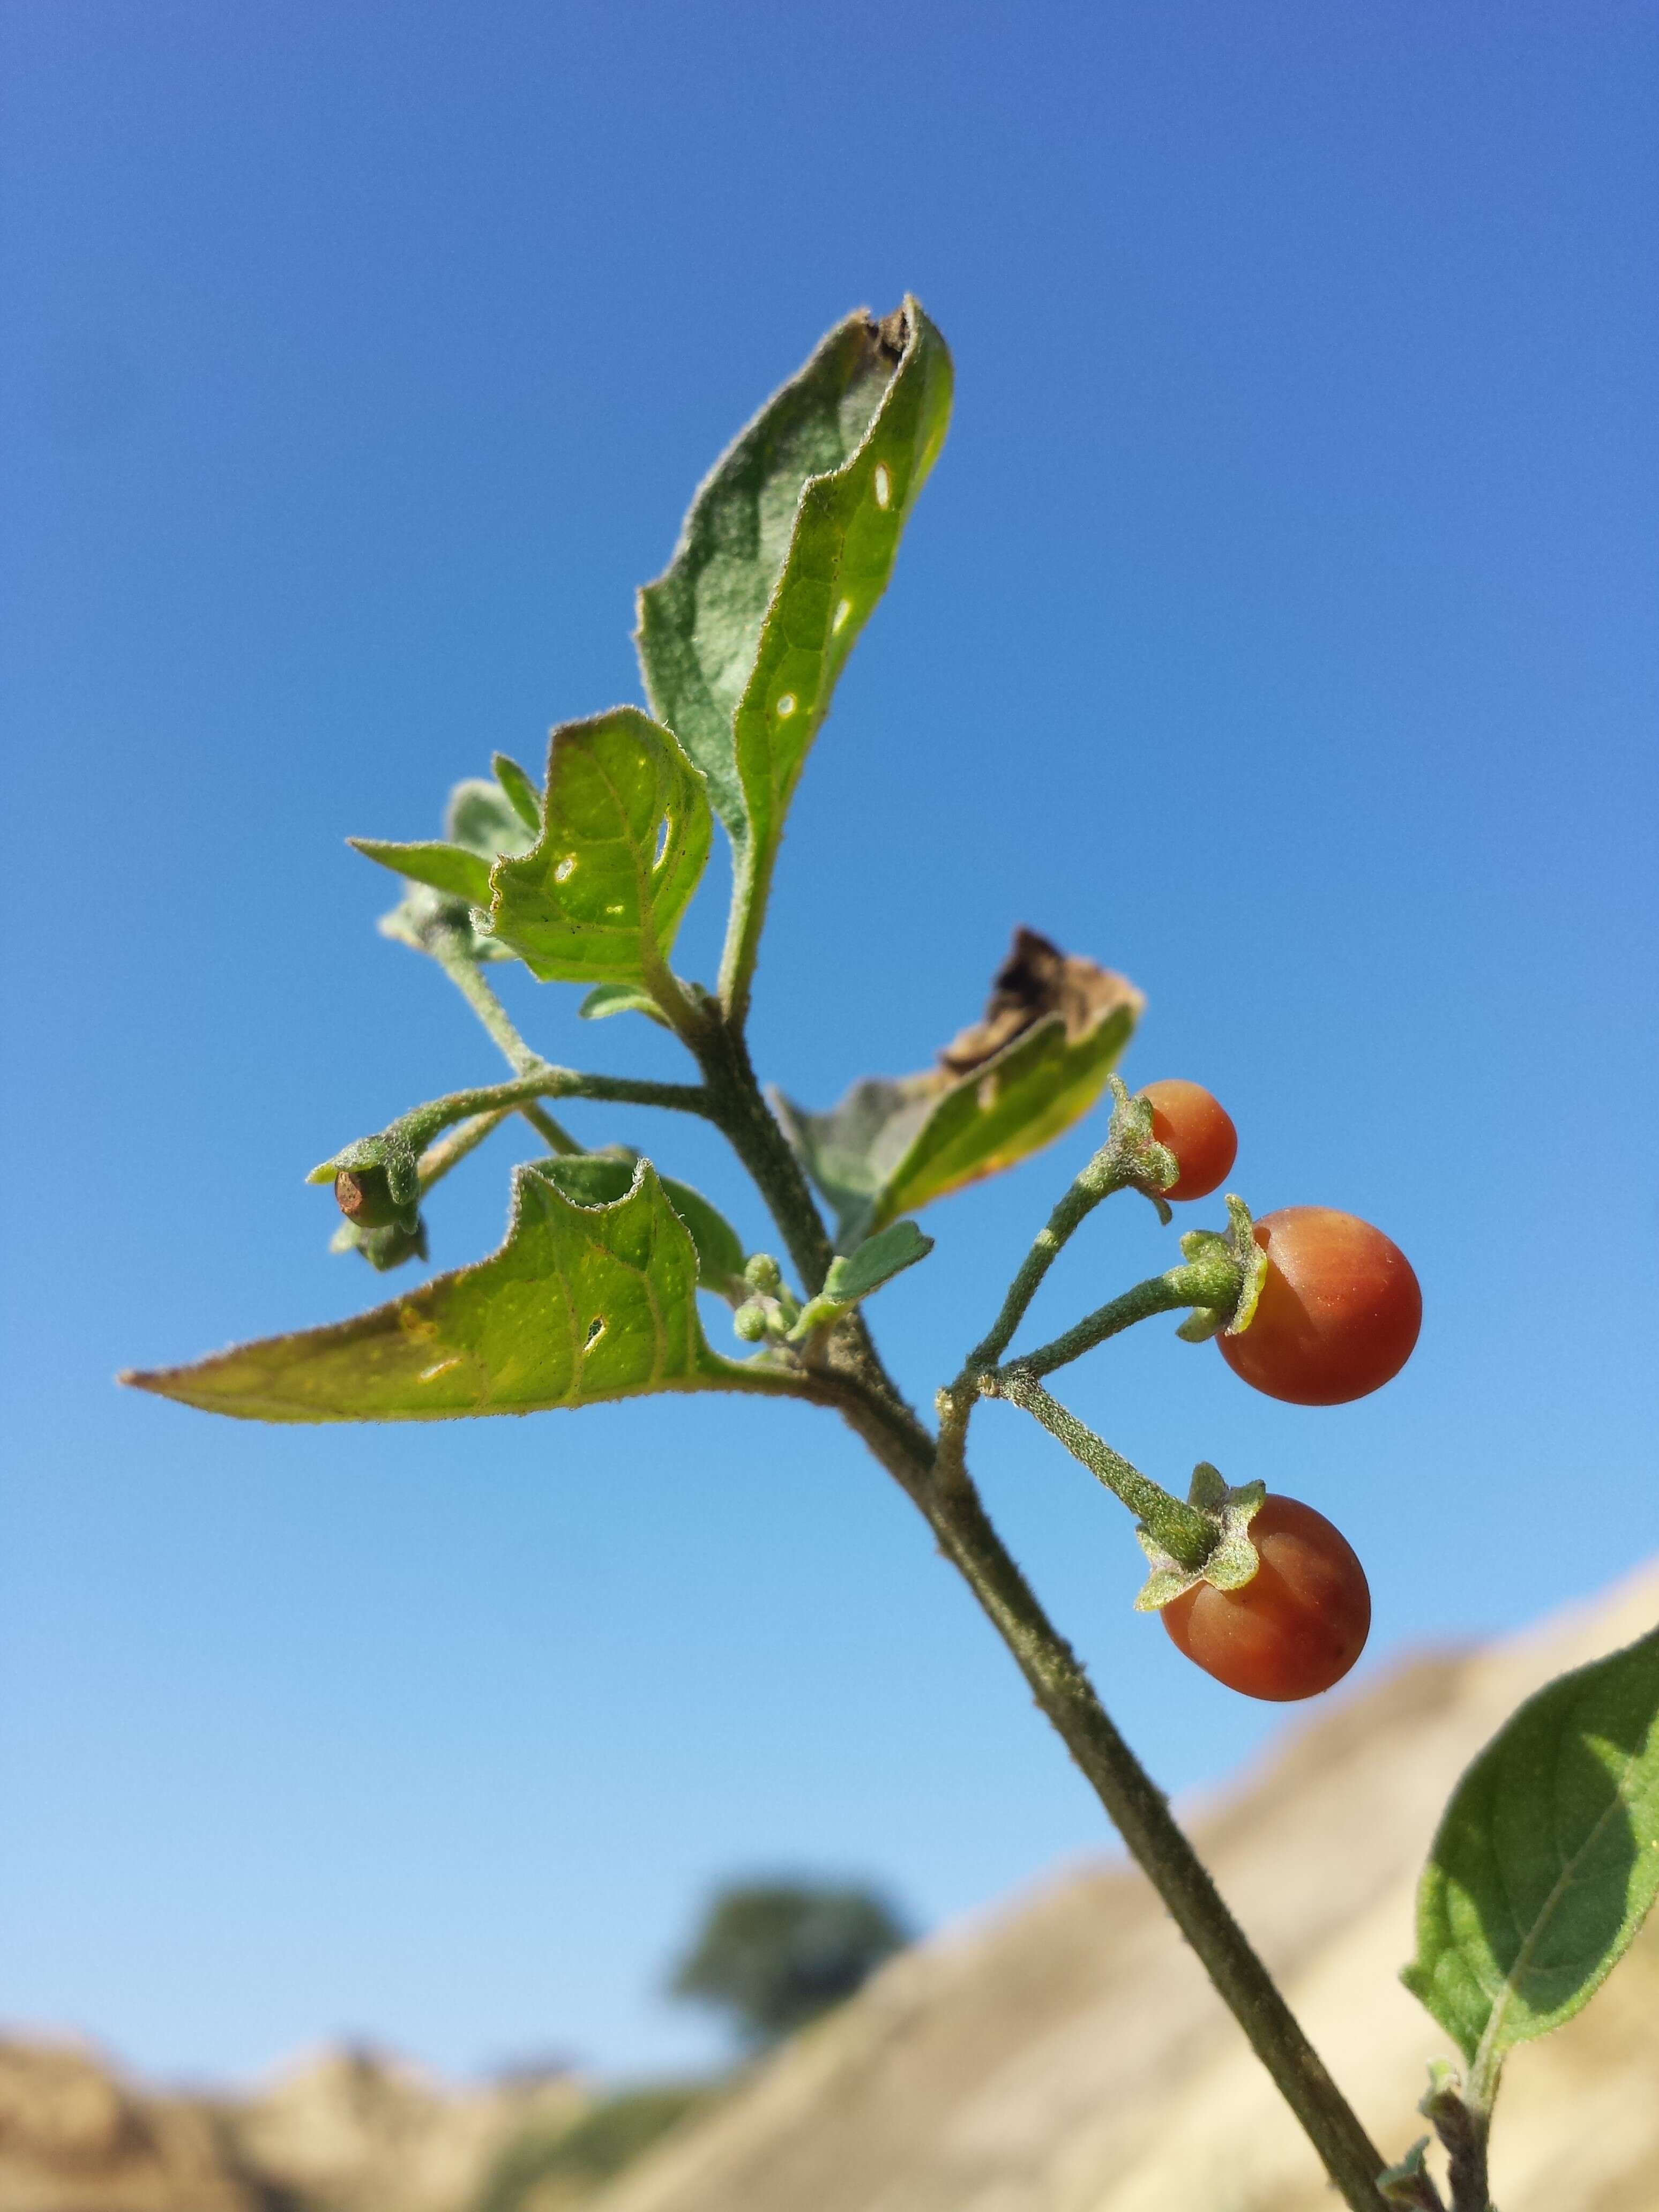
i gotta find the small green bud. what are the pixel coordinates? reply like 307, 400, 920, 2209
334, 1164, 403, 1229
733, 1300, 770, 1343
743, 1253, 783, 1295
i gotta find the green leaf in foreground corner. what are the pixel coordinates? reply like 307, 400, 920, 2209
776, 931, 1142, 1246
485, 707, 712, 988
636, 298, 952, 1002
1402, 1626, 1659, 2076
122, 1161, 761, 1423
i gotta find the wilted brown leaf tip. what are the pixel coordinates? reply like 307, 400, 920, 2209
939, 928, 1144, 1078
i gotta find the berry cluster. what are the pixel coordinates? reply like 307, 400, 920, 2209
1140, 1080, 1420, 1701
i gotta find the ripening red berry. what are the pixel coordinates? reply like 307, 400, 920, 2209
1161, 1493, 1370, 1700
1217, 1206, 1421, 1406
1139, 1080, 1238, 1201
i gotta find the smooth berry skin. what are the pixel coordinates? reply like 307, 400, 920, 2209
1218, 1206, 1421, 1406
1161, 1494, 1371, 1701
1139, 1080, 1238, 1201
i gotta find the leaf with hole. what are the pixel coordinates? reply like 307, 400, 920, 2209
484, 707, 712, 991
1402, 1626, 1659, 2081
122, 1160, 771, 1422
637, 297, 952, 1007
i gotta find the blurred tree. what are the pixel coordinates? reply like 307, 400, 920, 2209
669, 1881, 910, 2049
474, 2085, 714, 2212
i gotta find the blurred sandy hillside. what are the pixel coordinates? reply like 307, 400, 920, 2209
6, 1564, 1657, 2212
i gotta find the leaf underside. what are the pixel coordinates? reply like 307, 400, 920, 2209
777, 986, 1141, 1247
1402, 1626, 1659, 2067
123, 1161, 755, 1423
487, 707, 712, 985
636, 298, 953, 952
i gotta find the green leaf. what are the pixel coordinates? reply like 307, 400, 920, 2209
786, 1217, 933, 1340
579, 983, 672, 1030
776, 946, 1142, 1246
821, 1219, 933, 1303
637, 298, 952, 1009
350, 838, 494, 906
123, 1160, 764, 1423
449, 779, 534, 860
533, 1149, 748, 1296
1402, 1626, 1659, 2079
491, 751, 542, 835
485, 707, 712, 989
361, 774, 540, 965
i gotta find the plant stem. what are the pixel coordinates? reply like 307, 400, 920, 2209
716, 835, 772, 1036
518, 1101, 582, 1155
1425, 2075, 1493, 2212
693, 1018, 838, 1293
358, 1069, 715, 1173
966, 1147, 1131, 1372
430, 932, 546, 1075
1013, 1257, 1240, 1380
704, 1014, 1393, 2212
415, 1109, 513, 1190
990, 1369, 1214, 1567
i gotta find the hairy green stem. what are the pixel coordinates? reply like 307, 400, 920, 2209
429, 932, 547, 1075
375, 1069, 715, 1168
415, 1109, 513, 1190
991, 1369, 1215, 1568
1014, 1257, 1240, 1380
423, 936, 597, 1156
702, 1014, 1393, 2212
693, 1019, 838, 1294
716, 836, 773, 1036
517, 1100, 582, 1155
968, 1150, 1134, 1373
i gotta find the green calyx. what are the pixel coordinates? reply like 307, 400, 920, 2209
1174, 1194, 1268, 1342
1096, 1073, 1179, 1224
319, 1133, 422, 1235
1132, 1464, 1266, 1613
331, 1213, 431, 1272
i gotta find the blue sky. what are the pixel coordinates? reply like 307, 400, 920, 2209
4, 1, 1656, 2087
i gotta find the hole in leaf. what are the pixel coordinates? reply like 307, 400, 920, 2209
976, 1074, 998, 1111
554, 855, 578, 883
832, 597, 854, 634
873, 464, 892, 510
584, 1317, 606, 1349
775, 692, 797, 719
654, 817, 671, 869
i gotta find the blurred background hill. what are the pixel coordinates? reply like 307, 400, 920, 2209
9, 1566, 1657, 2212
